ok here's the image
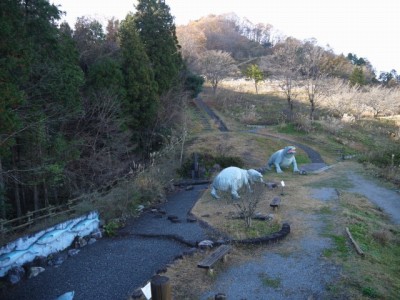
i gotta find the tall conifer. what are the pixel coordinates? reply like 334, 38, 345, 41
119, 13, 159, 135
134, 0, 183, 94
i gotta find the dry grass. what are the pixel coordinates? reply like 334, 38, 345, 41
160, 80, 400, 299
163, 148, 346, 299
162, 160, 400, 299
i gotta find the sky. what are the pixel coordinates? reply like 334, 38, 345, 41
52, 0, 400, 75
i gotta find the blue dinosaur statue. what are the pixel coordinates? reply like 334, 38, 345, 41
211, 166, 264, 199
265, 146, 300, 173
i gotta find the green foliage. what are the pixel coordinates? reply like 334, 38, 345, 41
177, 153, 244, 178
361, 286, 379, 298
119, 13, 159, 134
0, 0, 85, 217
73, 17, 106, 72
358, 146, 400, 168
277, 123, 307, 136
134, 0, 183, 94
0, 0, 27, 155
349, 67, 366, 86
103, 220, 121, 237
347, 53, 366, 66
259, 273, 281, 288
244, 64, 264, 93
184, 72, 204, 98
87, 57, 126, 98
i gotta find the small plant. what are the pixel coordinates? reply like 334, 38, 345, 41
232, 185, 263, 228
259, 273, 281, 288
177, 152, 244, 179
362, 286, 379, 298
372, 230, 390, 246
103, 220, 121, 237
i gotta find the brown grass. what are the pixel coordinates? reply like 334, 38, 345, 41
161, 81, 400, 299
163, 153, 346, 299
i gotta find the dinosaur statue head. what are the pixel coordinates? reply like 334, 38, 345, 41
247, 169, 264, 184
283, 146, 296, 157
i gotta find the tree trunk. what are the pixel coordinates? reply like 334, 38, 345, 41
33, 183, 39, 211
287, 95, 293, 121
0, 157, 6, 219
43, 179, 49, 207
310, 98, 315, 121
212, 84, 217, 95
14, 182, 21, 218
12, 149, 22, 218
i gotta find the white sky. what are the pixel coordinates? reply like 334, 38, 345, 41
53, 0, 400, 75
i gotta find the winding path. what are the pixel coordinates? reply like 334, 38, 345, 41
2, 185, 216, 300
194, 97, 326, 166
3, 97, 398, 299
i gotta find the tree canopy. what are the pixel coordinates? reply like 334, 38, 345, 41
134, 0, 183, 94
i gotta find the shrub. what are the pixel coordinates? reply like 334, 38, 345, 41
177, 152, 244, 179
184, 73, 204, 98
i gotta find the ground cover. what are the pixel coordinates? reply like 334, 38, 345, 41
161, 83, 400, 299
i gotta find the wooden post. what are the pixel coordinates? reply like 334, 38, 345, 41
346, 227, 365, 256
27, 211, 33, 225
151, 275, 171, 300
194, 152, 199, 178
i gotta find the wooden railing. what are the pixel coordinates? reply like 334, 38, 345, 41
0, 141, 184, 236
0, 196, 86, 235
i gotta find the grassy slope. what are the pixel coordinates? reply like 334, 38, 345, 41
163, 83, 400, 299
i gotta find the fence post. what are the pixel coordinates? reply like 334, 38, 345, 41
27, 211, 33, 225
49, 206, 55, 217
150, 275, 171, 300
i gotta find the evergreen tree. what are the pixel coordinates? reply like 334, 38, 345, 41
134, 0, 183, 94
350, 67, 366, 86
87, 57, 126, 99
119, 13, 159, 138
0, 0, 84, 217
0, 0, 27, 217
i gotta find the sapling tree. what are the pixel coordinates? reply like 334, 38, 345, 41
245, 64, 264, 94
232, 184, 264, 228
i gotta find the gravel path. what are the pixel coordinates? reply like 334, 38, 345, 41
1, 185, 215, 300
3, 100, 399, 300
200, 194, 342, 300
348, 171, 400, 224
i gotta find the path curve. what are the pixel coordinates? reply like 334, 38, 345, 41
1, 185, 215, 300
194, 97, 325, 166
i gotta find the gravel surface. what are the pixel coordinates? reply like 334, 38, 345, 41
1, 184, 215, 300
347, 171, 400, 224
200, 196, 341, 300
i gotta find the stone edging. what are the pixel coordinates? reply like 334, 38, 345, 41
230, 222, 290, 245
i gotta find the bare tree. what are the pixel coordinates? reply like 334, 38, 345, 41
299, 39, 327, 120
197, 50, 239, 94
176, 25, 207, 69
232, 184, 264, 228
263, 37, 302, 120
363, 86, 392, 117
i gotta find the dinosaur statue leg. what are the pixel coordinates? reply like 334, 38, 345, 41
275, 163, 283, 173
211, 187, 220, 199
292, 159, 300, 173
231, 189, 240, 199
